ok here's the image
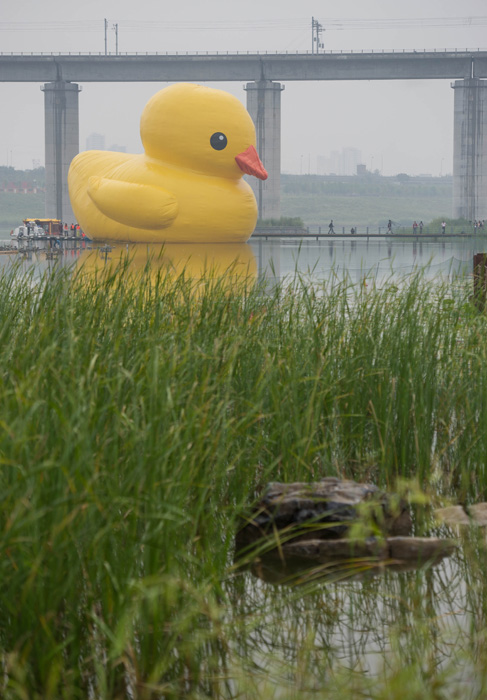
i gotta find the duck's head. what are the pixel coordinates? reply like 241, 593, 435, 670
140, 83, 267, 181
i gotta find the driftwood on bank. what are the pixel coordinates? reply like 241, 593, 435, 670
236, 478, 456, 570
435, 503, 487, 526
237, 477, 412, 547
280, 536, 456, 562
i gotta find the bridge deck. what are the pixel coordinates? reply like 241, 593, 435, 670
1, 51, 487, 82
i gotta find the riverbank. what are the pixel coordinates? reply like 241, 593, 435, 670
281, 173, 453, 228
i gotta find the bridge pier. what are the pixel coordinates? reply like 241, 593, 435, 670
452, 78, 487, 221
41, 81, 81, 224
245, 80, 284, 221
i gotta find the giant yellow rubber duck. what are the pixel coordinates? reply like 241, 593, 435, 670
68, 83, 268, 243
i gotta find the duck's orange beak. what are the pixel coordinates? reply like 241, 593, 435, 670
235, 145, 268, 180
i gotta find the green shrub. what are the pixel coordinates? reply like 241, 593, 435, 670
256, 216, 305, 228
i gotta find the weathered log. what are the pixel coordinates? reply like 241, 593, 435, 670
387, 536, 456, 561
281, 538, 388, 560
235, 478, 459, 585
435, 503, 487, 527
236, 477, 412, 549
280, 536, 455, 563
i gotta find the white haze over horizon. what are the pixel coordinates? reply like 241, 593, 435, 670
0, 0, 486, 176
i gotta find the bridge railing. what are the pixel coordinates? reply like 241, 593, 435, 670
1, 48, 486, 56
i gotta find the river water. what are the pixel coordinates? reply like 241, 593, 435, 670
251, 235, 483, 287
0, 235, 484, 286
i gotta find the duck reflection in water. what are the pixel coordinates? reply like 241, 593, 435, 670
76, 241, 257, 290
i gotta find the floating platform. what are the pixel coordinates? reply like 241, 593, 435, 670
18, 235, 89, 242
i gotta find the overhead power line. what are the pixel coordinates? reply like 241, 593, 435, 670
0, 16, 487, 32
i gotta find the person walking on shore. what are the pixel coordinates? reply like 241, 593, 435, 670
328, 220, 335, 235
387, 219, 393, 233
419, 221, 423, 234
441, 221, 446, 235
413, 221, 418, 235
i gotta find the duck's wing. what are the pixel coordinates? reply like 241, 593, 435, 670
88, 177, 178, 229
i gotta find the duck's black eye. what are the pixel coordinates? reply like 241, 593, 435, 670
210, 132, 227, 150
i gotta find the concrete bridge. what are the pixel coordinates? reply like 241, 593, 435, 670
1, 50, 487, 224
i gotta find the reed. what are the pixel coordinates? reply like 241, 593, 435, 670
0, 259, 485, 698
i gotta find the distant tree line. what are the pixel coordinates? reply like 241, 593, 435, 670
282, 174, 452, 198
0, 166, 45, 188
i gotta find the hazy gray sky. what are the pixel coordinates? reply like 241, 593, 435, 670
1, 0, 486, 175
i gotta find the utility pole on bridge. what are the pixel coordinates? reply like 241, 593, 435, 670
104, 19, 119, 55
311, 17, 324, 54
113, 23, 119, 55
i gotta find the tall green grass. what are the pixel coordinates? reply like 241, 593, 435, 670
0, 258, 486, 697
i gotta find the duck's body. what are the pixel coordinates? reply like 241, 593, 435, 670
68, 83, 267, 243
69, 149, 258, 243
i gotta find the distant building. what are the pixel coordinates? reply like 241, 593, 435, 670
342, 148, 361, 176
86, 133, 105, 151
84, 135, 127, 153
316, 155, 329, 175
317, 147, 362, 176
356, 164, 367, 176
